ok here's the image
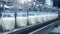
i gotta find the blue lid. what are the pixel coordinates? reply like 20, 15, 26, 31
2, 10, 14, 13
28, 11, 37, 14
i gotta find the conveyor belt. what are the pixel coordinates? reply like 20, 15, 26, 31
29, 21, 55, 34
29, 18, 60, 34
1, 18, 59, 34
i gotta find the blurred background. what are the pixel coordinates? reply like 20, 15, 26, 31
0, 0, 60, 34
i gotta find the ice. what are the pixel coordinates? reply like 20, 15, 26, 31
16, 16, 27, 27
2, 17, 15, 31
